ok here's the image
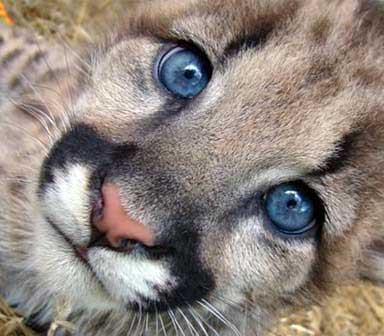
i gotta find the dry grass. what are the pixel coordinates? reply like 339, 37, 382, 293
0, 297, 37, 336
1, 1, 384, 335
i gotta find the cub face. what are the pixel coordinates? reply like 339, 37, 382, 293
30, 0, 384, 332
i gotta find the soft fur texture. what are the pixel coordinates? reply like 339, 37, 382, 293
1, 0, 384, 335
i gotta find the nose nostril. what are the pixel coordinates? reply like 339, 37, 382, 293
86, 183, 174, 258
92, 197, 104, 222
93, 183, 156, 247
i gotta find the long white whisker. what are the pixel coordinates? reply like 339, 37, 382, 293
134, 305, 143, 336
127, 314, 138, 336
159, 312, 168, 336
55, 31, 93, 72
208, 292, 283, 336
8, 99, 57, 146
14, 73, 63, 135
155, 304, 160, 336
144, 312, 149, 336
177, 308, 199, 336
169, 309, 186, 336
187, 306, 209, 336
0, 122, 49, 153
14, 99, 60, 141
199, 299, 241, 336
18, 80, 71, 133
167, 309, 179, 336
17, 72, 61, 118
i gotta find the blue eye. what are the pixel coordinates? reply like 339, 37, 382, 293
157, 46, 212, 99
265, 183, 319, 235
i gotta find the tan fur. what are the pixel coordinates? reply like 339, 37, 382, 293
1, 0, 384, 335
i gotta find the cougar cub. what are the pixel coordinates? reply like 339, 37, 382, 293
1, 0, 384, 335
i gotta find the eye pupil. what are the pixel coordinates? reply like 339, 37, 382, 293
286, 199, 298, 209
157, 46, 212, 99
184, 67, 197, 80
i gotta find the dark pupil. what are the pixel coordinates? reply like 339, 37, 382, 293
184, 68, 196, 79
286, 198, 298, 209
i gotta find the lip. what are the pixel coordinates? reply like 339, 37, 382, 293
47, 218, 92, 265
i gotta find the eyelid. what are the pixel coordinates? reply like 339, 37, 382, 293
236, 168, 306, 201
153, 43, 179, 86
154, 41, 213, 79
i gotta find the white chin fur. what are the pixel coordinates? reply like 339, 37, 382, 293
41, 163, 92, 245
32, 217, 115, 310
88, 248, 175, 304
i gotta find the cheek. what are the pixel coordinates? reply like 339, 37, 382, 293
203, 220, 317, 295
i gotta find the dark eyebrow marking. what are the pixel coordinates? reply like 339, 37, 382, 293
311, 130, 362, 176
220, 28, 273, 63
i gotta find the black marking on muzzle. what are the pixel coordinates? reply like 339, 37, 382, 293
131, 218, 215, 313
39, 123, 137, 194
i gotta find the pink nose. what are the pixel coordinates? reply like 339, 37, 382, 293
94, 183, 155, 247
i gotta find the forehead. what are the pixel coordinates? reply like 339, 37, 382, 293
122, 0, 300, 59
88, 0, 373, 179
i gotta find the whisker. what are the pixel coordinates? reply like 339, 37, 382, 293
177, 308, 200, 336
167, 309, 179, 336
169, 309, 186, 336
159, 311, 168, 336
55, 31, 93, 72
206, 292, 286, 336
134, 305, 143, 336
7, 98, 57, 147
12, 73, 62, 135
199, 299, 241, 336
187, 306, 209, 336
192, 308, 220, 336
0, 122, 49, 153
127, 314, 138, 336
12, 99, 59, 142
16, 80, 72, 133
155, 304, 160, 336
143, 312, 149, 335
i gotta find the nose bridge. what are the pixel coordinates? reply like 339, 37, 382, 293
131, 124, 236, 211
